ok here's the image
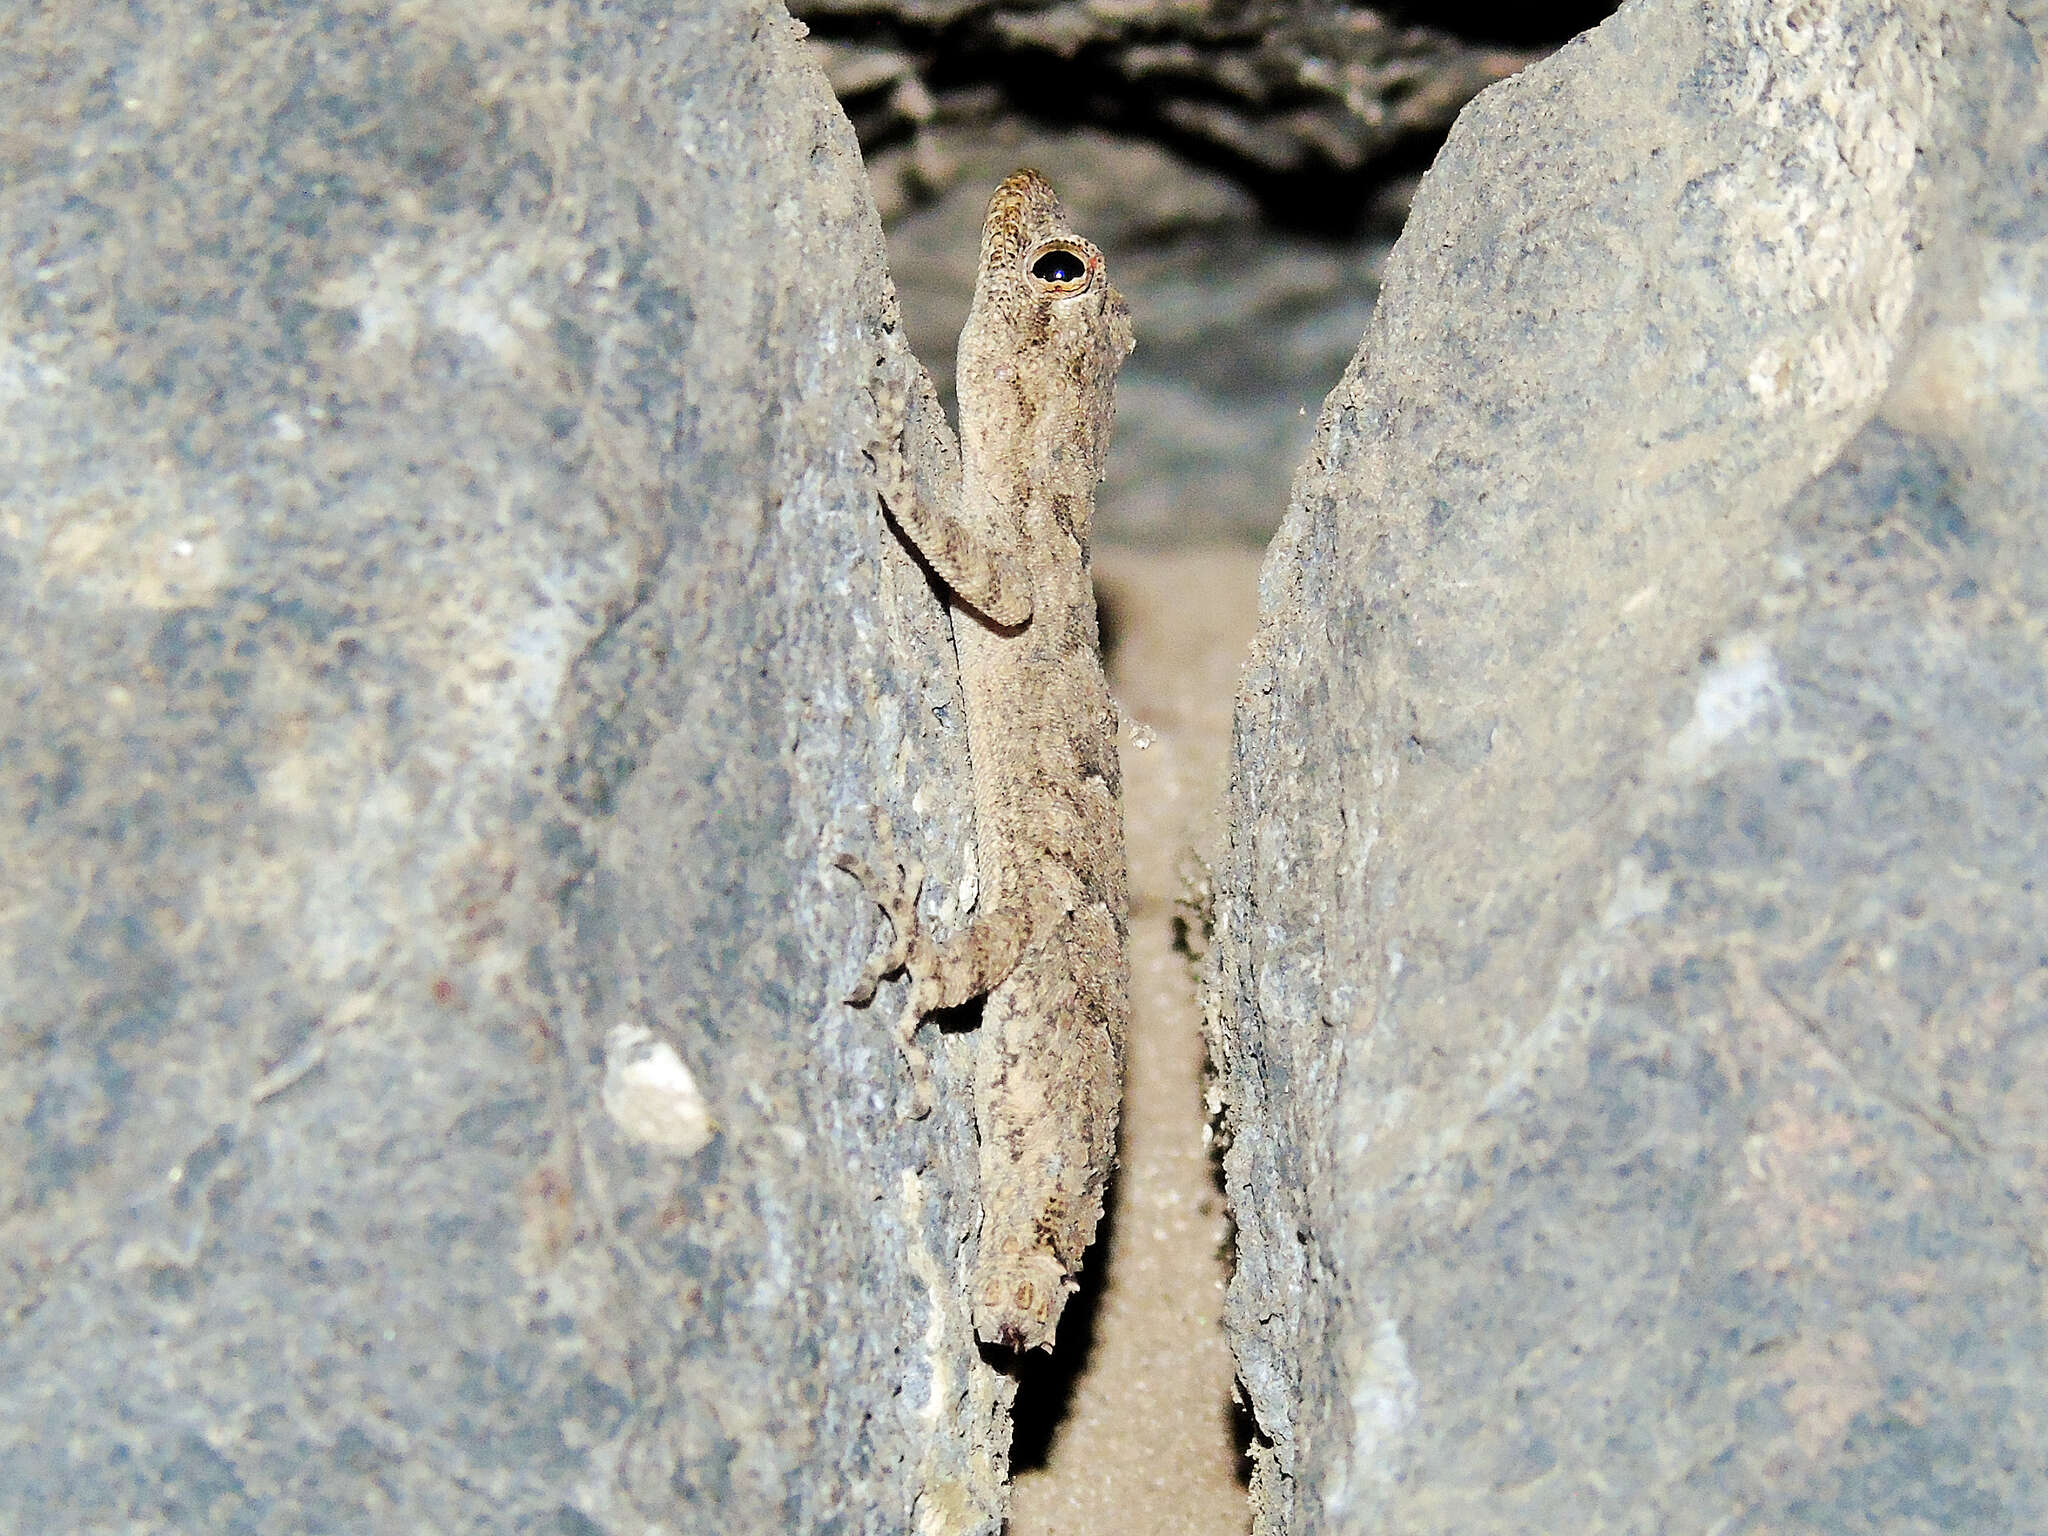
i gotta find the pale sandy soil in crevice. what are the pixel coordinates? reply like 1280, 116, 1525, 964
1005, 545, 1266, 1536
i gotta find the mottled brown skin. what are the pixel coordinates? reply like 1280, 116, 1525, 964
843, 171, 1134, 1352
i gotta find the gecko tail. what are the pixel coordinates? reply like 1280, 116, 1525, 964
971, 1248, 1071, 1353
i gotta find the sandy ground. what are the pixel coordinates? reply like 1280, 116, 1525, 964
1005, 545, 1265, 1536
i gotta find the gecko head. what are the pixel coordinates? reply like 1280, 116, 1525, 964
959, 169, 1134, 487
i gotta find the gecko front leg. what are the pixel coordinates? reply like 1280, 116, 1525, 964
864, 362, 1033, 630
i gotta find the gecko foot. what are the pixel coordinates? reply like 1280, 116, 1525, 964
834, 840, 938, 1120
833, 850, 925, 1004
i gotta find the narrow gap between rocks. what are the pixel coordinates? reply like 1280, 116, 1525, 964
1004, 546, 1264, 1535
871, 124, 1399, 1535
822, 11, 1607, 1525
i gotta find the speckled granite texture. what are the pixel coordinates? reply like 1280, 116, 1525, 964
1212, 3, 2048, 1529
0, 3, 1011, 1530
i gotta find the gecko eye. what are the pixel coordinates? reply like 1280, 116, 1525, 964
1026, 241, 1092, 291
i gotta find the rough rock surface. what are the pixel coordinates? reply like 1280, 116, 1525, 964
0, 3, 1011, 1531
1212, 2, 2048, 1531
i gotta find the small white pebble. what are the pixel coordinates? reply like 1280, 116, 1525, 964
601, 1023, 716, 1153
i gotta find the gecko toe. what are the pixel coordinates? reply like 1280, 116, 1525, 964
894, 1001, 936, 1120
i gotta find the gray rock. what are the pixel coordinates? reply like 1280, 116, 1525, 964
1211, 2, 2048, 1530
0, 2, 1009, 1531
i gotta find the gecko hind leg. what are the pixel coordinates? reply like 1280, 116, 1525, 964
833, 849, 924, 1005
834, 839, 938, 1120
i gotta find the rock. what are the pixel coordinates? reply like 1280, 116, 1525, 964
0, 2, 1010, 1530
1210, 2, 2048, 1531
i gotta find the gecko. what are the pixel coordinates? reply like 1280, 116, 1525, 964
839, 169, 1135, 1354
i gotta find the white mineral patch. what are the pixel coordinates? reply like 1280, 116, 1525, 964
1331, 1313, 1420, 1511
1667, 633, 1787, 774
601, 1023, 716, 1154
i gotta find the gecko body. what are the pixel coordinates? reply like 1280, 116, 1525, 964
843, 170, 1134, 1353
